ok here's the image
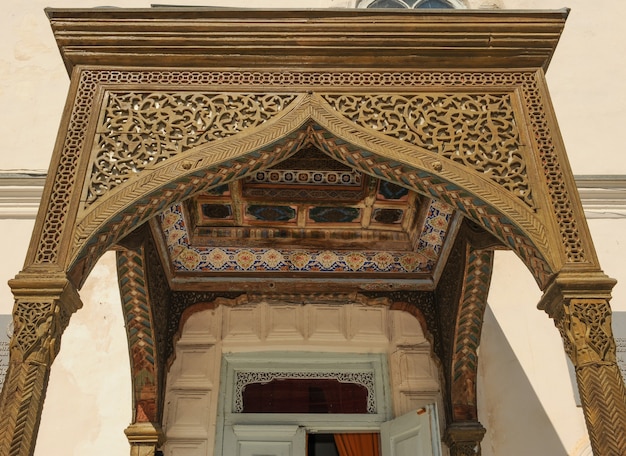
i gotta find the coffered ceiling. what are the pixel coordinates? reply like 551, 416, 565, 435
151, 144, 461, 292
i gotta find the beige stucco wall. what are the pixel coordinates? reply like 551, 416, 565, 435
164, 303, 442, 455
0, 1, 625, 455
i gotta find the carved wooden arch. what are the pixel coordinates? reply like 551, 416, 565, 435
1, 8, 626, 456
68, 84, 557, 288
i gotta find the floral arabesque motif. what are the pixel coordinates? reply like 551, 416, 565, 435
88, 92, 297, 204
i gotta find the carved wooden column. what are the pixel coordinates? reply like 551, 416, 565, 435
0, 270, 82, 456
540, 271, 626, 456
444, 422, 486, 456
125, 422, 164, 456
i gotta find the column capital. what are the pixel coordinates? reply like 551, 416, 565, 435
0, 269, 84, 455
538, 269, 617, 368
538, 269, 616, 320
444, 422, 486, 456
7, 269, 82, 365
9, 267, 80, 303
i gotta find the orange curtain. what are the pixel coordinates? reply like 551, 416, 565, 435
334, 433, 380, 456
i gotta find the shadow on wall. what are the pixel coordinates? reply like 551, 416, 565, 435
477, 306, 568, 456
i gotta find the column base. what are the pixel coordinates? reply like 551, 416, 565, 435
125, 422, 165, 456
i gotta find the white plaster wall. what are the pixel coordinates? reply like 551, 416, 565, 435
476, 2, 626, 454
0, 219, 35, 315
0, 221, 131, 455
0, 0, 357, 172
479, 252, 586, 455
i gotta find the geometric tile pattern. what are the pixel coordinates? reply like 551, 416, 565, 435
71, 127, 311, 284
307, 125, 553, 288
158, 200, 454, 274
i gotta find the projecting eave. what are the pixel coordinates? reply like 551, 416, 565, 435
46, 7, 569, 76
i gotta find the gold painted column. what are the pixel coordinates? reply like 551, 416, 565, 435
444, 422, 486, 456
540, 271, 626, 456
125, 423, 164, 456
0, 270, 82, 456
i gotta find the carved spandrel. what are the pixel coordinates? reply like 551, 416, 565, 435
323, 93, 531, 206
88, 92, 298, 205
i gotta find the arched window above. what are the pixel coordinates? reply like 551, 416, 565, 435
362, 0, 457, 8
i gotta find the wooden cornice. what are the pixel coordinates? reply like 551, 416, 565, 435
45, 7, 569, 75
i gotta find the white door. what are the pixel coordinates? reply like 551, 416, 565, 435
224, 424, 306, 456
380, 405, 442, 456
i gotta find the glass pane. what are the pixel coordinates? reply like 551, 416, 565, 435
367, 0, 408, 8
417, 0, 454, 8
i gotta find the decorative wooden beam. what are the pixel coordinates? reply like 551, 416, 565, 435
46, 8, 569, 74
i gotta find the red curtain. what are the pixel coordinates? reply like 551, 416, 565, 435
334, 433, 380, 456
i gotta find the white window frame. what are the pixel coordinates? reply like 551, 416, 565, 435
214, 352, 393, 455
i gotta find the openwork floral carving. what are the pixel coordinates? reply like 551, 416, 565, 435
233, 370, 376, 413
87, 92, 297, 204
322, 94, 531, 206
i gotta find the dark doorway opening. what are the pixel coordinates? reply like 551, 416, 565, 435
308, 434, 339, 456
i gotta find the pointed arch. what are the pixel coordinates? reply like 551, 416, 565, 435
68, 86, 554, 288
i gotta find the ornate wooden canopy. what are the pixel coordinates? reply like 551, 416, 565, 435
0, 7, 624, 456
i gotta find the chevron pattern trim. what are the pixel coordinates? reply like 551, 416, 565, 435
71, 129, 309, 285
39, 69, 570, 280
117, 248, 160, 423
577, 363, 626, 455
0, 361, 49, 456
450, 247, 493, 421
307, 124, 552, 288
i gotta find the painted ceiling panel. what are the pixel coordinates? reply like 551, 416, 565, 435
155, 144, 457, 283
